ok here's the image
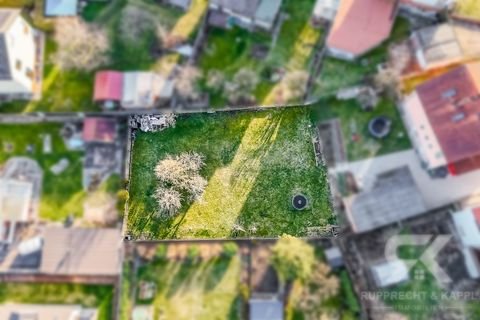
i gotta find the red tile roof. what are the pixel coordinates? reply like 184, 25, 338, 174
416, 62, 480, 167
473, 207, 480, 225
94, 71, 123, 101
83, 117, 117, 143
327, 0, 396, 56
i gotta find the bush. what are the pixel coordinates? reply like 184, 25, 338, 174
155, 245, 168, 261
222, 242, 238, 258
187, 245, 201, 262
116, 190, 129, 216
271, 235, 315, 283
239, 283, 250, 301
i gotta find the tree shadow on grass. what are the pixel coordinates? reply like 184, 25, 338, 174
227, 294, 243, 320
165, 260, 199, 298
230, 107, 334, 238
203, 257, 233, 291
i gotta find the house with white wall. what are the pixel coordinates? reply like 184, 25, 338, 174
0, 9, 44, 101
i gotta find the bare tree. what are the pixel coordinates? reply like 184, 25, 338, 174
154, 152, 207, 216
154, 187, 182, 217
119, 5, 156, 42
375, 41, 411, 98
297, 262, 340, 320
175, 66, 201, 100
206, 69, 226, 91
53, 18, 109, 71
224, 68, 259, 103
284, 70, 308, 101
374, 67, 400, 98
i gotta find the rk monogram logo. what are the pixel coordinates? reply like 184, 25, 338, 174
384, 235, 452, 288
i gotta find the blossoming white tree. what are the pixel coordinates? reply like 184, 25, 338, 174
53, 19, 109, 71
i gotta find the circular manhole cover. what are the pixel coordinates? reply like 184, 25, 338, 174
292, 194, 308, 210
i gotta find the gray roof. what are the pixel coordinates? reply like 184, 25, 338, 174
254, 0, 282, 24
344, 166, 427, 233
249, 299, 283, 320
0, 35, 11, 80
40, 227, 122, 276
210, 0, 261, 18
0, 9, 19, 32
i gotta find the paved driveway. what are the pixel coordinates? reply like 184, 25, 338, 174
331, 149, 480, 210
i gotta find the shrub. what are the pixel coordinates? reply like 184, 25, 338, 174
187, 244, 201, 262
271, 235, 315, 283
222, 242, 238, 258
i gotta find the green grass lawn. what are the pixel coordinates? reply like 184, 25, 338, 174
0, 283, 114, 320
0, 123, 85, 221
128, 107, 333, 239
120, 262, 134, 320
82, 1, 109, 22
313, 17, 410, 98
136, 245, 242, 319
199, 0, 322, 107
311, 97, 411, 161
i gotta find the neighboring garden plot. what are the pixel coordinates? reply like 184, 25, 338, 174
0, 282, 114, 320
0, 0, 206, 113
133, 243, 242, 320
311, 97, 411, 161
0, 123, 85, 221
198, 0, 322, 107
125, 238, 360, 320
313, 17, 410, 98
127, 107, 333, 239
